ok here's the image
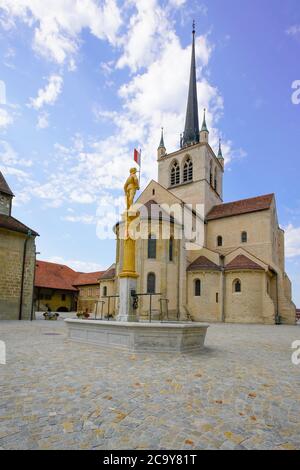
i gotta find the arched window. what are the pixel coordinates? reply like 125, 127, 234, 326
233, 279, 241, 293
217, 235, 223, 247
170, 160, 180, 186
194, 279, 201, 296
183, 157, 193, 182
169, 237, 174, 262
147, 273, 156, 294
214, 168, 217, 191
103, 286, 107, 297
241, 231, 247, 243
148, 233, 156, 259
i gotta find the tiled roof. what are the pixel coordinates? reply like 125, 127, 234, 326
187, 256, 220, 271
0, 171, 14, 196
225, 255, 264, 271
206, 194, 274, 221
73, 271, 104, 286
99, 264, 116, 280
35, 261, 79, 291
0, 214, 39, 236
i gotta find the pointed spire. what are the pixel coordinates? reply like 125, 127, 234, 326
201, 108, 209, 132
218, 138, 223, 159
0, 171, 14, 196
158, 127, 165, 149
181, 22, 200, 148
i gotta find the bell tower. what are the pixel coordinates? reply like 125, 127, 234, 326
0, 171, 14, 216
157, 24, 224, 215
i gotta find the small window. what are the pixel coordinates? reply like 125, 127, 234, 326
169, 237, 174, 261
147, 273, 156, 294
152, 189, 155, 196
61, 294, 66, 301
148, 233, 157, 259
209, 161, 213, 186
103, 286, 107, 297
216, 293, 219, 303
170, 161, 180, 186
241, 231, 247, 243
194, 279, 201, 296
233, 279, 241, 293
217, 236, 223, 247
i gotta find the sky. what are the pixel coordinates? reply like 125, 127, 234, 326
0, 0, 299, 305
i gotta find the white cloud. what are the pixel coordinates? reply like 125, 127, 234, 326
62, 214, 97, 224
37, 111, 49, 129
285, 224, 300, 258
29, 75, 63, 110
0, 107, 13, 128
44, 256, 105, 273
0, 0, 122, 68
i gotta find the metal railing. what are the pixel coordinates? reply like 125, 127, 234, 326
131, 292, 162, 323
94, 295, 119, 320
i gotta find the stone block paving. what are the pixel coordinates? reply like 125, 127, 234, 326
0, 320, 300, 450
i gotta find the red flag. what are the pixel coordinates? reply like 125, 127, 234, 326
134, 148, 141, 166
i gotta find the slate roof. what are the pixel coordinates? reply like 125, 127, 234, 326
187, 255, 220, 271
225, 255, 264, 271
206, 194, 274, 221
99, 264, 116, 280
0, 171, 14, 196
0, 214, 39, 236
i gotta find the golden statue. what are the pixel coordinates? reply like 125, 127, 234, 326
124, 167, 140, 211
119, 167, 140, 279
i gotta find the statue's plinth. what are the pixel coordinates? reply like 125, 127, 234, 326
117, 276, 138, 322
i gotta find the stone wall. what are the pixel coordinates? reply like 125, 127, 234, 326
0, 229, 36, 320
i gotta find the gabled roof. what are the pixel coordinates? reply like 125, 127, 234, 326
187, 255, 220, 271
0, 214, 39, 236
73, 271, 104, 286
99, 264, 116, 280
225, 254, 264, 271
206, 194, 274, 221
35, 261, 78, 291
0, 171, 14, 196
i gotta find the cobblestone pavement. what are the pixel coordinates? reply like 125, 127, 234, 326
0, 321, 300, 450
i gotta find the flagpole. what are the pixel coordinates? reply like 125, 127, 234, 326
138, 148, 142, 187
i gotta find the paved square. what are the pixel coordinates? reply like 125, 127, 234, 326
0, 320, 300, 450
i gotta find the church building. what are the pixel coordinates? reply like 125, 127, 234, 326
99, 26, 296, 325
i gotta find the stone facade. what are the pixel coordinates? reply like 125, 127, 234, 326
0, 172, 38, 320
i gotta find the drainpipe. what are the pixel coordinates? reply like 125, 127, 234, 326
19, 230, 32, 321
30, 251, 40, 321
220, 254, 225, 322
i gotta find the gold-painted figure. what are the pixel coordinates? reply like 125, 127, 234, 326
124, 167, 140, 211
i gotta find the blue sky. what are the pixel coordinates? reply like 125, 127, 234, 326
0, 0, 299, 305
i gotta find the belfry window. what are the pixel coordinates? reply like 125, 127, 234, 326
147, 273, 156, 294
169, 237, 174, 262
214, 168, 217, 191
170, 161, 180, 186
217, 236, 223, 247
241, 231, 247, 243
194, 279, 201, 296
233, 279, 241, 293
148, 234, 157, 259
183, 157, 193, 182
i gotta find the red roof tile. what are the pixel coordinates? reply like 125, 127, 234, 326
206, 194, 274, 221
187, 256, 220, 271
73, 271, 104, 286
35, 261, 79, 291
225, 255, 264, 271
0, 214, 38, 236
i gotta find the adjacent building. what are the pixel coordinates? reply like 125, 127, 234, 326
0, 171, 38, 320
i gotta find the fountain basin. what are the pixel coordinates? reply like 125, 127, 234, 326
65, 319, 209, 353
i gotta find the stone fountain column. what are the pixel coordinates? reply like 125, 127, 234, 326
117, 211, 139, 322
